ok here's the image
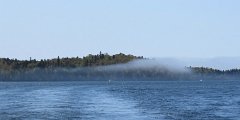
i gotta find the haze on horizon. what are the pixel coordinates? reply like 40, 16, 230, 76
0, 0, 240, 69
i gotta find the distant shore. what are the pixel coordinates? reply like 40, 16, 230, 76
0, 52, 240, 81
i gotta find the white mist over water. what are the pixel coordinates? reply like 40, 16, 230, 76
114, 57, 240, 71
93, 57, 240, 73
69, 57, 240, 74
95, 58, 190, 73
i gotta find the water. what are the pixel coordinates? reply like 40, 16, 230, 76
0, 80, 240, 120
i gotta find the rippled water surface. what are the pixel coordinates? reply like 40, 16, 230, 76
0, 80, 240, 120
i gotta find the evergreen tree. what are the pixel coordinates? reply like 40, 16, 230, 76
57, 56, 60, 67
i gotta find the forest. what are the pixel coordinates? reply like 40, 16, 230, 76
0, 52, 240, 81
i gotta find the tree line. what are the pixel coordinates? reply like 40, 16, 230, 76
0, 52, 143, 70
0, 52, 240, 81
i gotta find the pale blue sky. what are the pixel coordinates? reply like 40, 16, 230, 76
0, 0, 240, 60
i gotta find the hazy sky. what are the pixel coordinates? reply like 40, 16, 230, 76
0, 0, 240, 60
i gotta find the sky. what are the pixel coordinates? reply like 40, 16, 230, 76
0, 0, 240, 60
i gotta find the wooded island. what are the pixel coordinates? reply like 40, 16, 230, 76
0, 52, 239, 81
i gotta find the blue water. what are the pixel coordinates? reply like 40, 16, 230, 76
0, 80, 240, 120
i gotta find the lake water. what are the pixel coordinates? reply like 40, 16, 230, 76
0, 80, 240, 120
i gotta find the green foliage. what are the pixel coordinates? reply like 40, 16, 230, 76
0, 52, 145, 81
0, 52, 141, 73
0, 53, 240, 81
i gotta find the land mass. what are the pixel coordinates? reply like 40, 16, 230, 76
0, 52, 240, 81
